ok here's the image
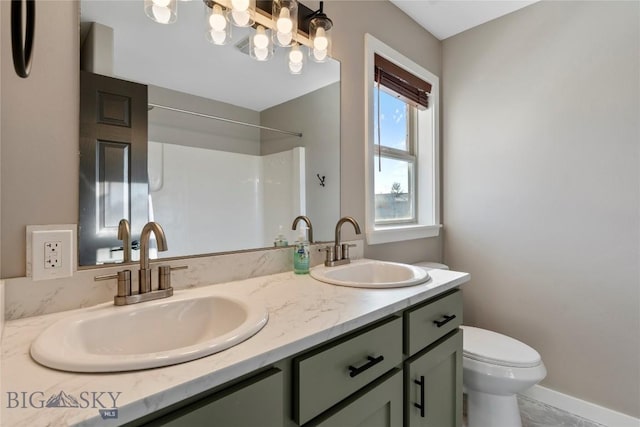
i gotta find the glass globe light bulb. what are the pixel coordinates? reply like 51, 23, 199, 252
231, 0, 250, 12
232, 9, 250, 26
289, 48, 303, 63
210, 30, 227, 45
253, 26, 269, 49
313, 48, 327, 61
254, 47, 269, 61
152, 5, 172, 24
289, 61, 303, 74
276, 8, 293, 34
152, 0, 171, 8
209, 5, 227, 31
276, 31, 293, 46
313, 27, 328, 51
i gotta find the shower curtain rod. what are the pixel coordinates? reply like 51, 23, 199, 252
148, 103, 303, 138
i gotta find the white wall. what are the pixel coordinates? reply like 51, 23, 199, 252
443, 1, 639, 417
149, 142, 305, 255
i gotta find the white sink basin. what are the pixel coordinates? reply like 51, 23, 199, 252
30, 294, 268, 372
310, 259, 430, 288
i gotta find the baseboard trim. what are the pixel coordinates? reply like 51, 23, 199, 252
520, 385, 640, 427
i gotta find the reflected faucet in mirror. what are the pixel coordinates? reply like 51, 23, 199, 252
117, 219, 132, 263
292, 215, 314, 243
322, 217, 362, 267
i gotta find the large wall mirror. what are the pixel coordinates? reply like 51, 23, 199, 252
79, 0, 340, 266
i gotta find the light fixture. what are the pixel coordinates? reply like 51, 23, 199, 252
288, 43, 304, 74
144, 0, 178, 24
250, 25, 273, 61
307, 1, 332, 62
272, 0, 298, 47
229, 0, 255, 27
144, 0, 335, 74
205, 2, 232, 45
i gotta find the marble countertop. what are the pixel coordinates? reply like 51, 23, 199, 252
0, 264, 469, 426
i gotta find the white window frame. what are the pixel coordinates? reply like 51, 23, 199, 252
364, 34, 441, 245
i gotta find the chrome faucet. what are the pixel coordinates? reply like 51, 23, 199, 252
139, 221, 168, 293
291, 215, 314, 243
322, 216, 362, 267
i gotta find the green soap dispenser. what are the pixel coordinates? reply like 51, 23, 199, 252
293, 225, 310, 274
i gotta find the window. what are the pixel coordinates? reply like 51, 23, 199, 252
365, 34, 440, 245
374, 88, 416, 225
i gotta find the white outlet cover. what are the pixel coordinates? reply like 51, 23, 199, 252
27, 225, 76, 281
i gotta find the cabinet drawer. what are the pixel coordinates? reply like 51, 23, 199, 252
294, 316, 403, 425
144, 368, 283, 427
404, 290, 462, 356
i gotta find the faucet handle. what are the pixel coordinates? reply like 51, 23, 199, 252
95, 270, 132, 298
319, 246, 335, 265
158, 265, 188, 290
341, 243, 357, 260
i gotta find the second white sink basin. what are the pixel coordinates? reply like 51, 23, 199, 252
30, 293, 268, 372
310, 259, 430, 288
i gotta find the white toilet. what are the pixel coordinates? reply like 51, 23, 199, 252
461, 326, 546, 427
413, 262, 547, 427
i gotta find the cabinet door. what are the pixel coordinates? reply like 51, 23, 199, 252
306, 369, 403, 427
405, 330, 463, 427
145, 368, 283, 427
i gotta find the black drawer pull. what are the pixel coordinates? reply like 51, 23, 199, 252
414, 375, 425, 417
433, 314, 456, 328
348, 355, 384, 378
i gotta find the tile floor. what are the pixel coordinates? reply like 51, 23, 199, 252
463, 394, 607, 427
518, 395, 606, 427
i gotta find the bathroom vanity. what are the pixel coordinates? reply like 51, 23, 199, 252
0, 267, 468, 427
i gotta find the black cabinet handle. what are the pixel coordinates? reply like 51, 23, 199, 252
433, 314, 456, 328
414, 375, 425, 418
348, 355, 384, 378
11, 0, 36, 78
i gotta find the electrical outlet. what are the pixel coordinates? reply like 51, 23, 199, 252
27, 226, 75, 281
44, 241, 62, 269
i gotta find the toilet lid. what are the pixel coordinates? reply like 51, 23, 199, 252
461, 326, 542, 368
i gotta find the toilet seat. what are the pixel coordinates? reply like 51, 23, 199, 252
461, 326, 541, 368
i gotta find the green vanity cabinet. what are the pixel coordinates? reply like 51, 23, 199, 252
131, 288, 464, 427
305, 369, 403, 427
141, 368, 284, 427
404, 331, 463, 427
293, 316, 403, 425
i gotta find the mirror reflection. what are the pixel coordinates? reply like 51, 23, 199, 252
79, 0, 340, 266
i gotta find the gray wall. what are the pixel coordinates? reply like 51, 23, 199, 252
442, 1, 639, 417
1, 1, 79, 278
261, 82, 340, 243
0, 0, 442, 278
148, 85, 261, 155
328, 1, 443, 263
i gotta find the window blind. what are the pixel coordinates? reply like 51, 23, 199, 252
374, 54, 431, 110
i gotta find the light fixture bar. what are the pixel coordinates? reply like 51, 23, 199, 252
213, 0, 315, 47
149, 103, 303, 137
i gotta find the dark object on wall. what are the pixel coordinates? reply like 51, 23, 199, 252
11, 0, 35, 78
